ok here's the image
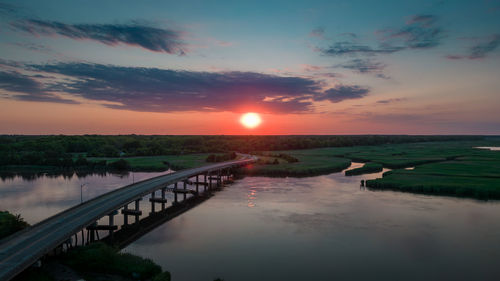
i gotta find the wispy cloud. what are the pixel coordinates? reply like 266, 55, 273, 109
446, 34, 500, 59
0, 70, 78, 104
376, 98, 406, 104
301, 64, 324, 72
335, 58, 389, 79
10, 19, 187, 54
319, 41, 403, 56
309, 27, 325, 38
318, 14, 443, 57
314, 84, 369, 103
0, 2, 17, 17
382, 14, 444, 49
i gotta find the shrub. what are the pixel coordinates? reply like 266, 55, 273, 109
0, 211, 29, 239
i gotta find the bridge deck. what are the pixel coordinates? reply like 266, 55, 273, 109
0, 156, 255, 281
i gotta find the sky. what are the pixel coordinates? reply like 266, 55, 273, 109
0, 0, 499, 135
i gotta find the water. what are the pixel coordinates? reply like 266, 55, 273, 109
2, 166, 500, 280
475, 146, 500, 151
0, 170, 171, 224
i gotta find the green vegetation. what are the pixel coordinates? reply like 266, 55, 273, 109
345, 162, 383, 176
0, 211, 29, 240
1, 135, 499, 199
88, 154, 209, 171
206, 152, 237, 162
107, 158, 131, 171
12, 268, 54, 281
61, 242, 170, 281
0, 135, 480, 171
241, 149, 351, 177
366, 151, 500, 199
241, 139, 500, 199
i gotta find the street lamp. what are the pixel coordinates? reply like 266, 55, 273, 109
80, 183, 88, 204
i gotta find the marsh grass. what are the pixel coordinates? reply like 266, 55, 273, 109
61, 242, 169, 280
345, 162, 383, 176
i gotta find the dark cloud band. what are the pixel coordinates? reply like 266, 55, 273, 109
0, 62, 370, 113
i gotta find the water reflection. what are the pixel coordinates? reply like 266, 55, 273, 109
3, 163, 500, 281
123, 168, 500, 281
247, 187, 257, 208
0, 170, 172, 224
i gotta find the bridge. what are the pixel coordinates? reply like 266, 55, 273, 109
0, 155, 256, 281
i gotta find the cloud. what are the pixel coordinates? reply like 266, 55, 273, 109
319, 41, 403, 56
314, 84, 369, 103
301, 64, 324, 72
27, 63, 322, 113
0, 2, 17, 16
11, 19, 186, 54
335, 58, 389, 78
446, 34, 500, 59
310, 27, 325, 38
0, 70, 78, 104
2, 62, 369, 112
319, 14, 443, 57
381, 14, 444, 49
376, 98, 406, 104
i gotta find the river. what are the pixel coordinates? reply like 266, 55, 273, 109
1, 164, 500, 281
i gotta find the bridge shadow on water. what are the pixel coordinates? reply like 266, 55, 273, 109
101, 192, 214, 249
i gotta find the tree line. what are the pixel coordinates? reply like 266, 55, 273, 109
0, 135, 482, 168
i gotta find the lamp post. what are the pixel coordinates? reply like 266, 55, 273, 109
80, 183, 88, 204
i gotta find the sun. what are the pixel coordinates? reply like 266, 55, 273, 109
240, 112, 262, 129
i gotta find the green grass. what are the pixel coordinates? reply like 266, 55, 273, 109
240, 149, 351, 177
88, 154, 209, 171
61, 242, 170, 280
365, 155, 500, 198
345, 162, 383, 176
363, 141, 500, 199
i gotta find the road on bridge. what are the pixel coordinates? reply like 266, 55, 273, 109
0, 155, 256, 281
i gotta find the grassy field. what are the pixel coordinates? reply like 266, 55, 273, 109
365, 146, 500, 199
242, 139, 500, 199
88, 154, 210, 171
61, 242, 170, 281
241, 154, 351, 177
345, 162, 383, 176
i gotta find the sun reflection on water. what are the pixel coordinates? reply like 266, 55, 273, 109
247, 187, 257, 208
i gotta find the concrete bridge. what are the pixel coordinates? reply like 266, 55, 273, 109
0, 155, 256, 281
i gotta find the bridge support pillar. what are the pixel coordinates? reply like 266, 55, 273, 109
151, 191, 156, 213
108, 210, 118, 238
161, 187, 166, 210
183, 181, 187, 200
204, 173, 207, 192
123, 204, 129, 225
209, 172, 212, 191
88, 222, 97, 243
196, 175, 199, 194
135, 199, 141, 223
122, 200, 143, 226
174, 182, 178, 203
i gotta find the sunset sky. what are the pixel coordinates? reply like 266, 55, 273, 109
0, 0, 499, 134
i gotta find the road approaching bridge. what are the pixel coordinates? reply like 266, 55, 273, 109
0, 155, 256, 281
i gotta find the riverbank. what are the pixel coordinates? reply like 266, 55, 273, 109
1, 211, 171, 281
2, 139, 500, 200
